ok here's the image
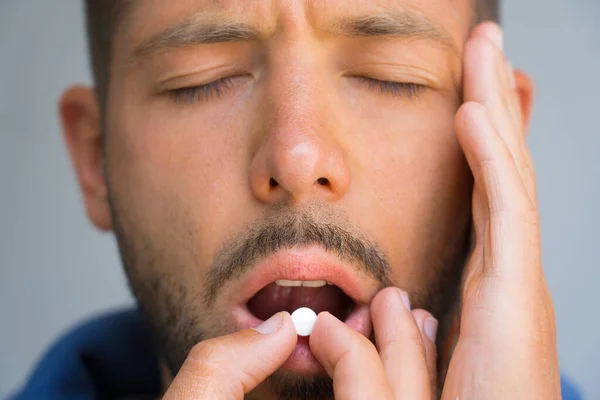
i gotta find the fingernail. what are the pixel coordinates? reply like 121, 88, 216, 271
398, 290, 411, 311
424, 318, 439, 343
254, 312, 284, 334
507, 61, 516, 89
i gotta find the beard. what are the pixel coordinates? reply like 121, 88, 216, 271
108, 194, 469, 400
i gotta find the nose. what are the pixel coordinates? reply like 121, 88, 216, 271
249, 73, 350, 205
250, 133, 350, 205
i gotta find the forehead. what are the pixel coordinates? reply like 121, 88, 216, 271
118, 0, 473, 54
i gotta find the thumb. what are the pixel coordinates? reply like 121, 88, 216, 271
163, 312, 297, 399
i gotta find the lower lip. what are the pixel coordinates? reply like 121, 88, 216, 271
232, 304, 372, 375
284, 336, 325, 374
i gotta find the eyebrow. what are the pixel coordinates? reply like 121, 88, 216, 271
132, 18, 261, 59
331, 10, 456, 51
131, 9, 457, 61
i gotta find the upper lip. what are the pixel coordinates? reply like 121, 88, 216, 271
232, 245, 381, 308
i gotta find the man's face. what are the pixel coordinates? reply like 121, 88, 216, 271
99, 0, 473, 398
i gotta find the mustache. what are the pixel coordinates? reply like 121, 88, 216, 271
203, 211, 392, 307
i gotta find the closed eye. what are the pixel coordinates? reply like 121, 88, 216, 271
168, 76, 239, 104
167, 75, 426, 104
354, 76, 426, 99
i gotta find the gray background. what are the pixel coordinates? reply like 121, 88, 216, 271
1, 0, 598, 398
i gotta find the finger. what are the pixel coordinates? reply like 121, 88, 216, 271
468, 22, 513, 92
412, 309, 439, 398
464, 23, 537, 203
310, 312, 393, 400
456, 102, 531, 212
455, 102, 540, 274
466, 23, 519, 131
370, 287, 433, 399
163, 312, 297, 399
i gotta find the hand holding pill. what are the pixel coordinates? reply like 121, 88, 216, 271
162, 312, 298, 399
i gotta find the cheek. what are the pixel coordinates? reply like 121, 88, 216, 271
105, 90, 259, 282
368, 106, 467, 211
347, 94, 471, 287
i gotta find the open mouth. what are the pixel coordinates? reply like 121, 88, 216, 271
246, 280, 356, 322
241, 277, 371, 374
229, 246, 378, 374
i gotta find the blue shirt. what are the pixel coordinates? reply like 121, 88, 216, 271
9, 309, 583, 399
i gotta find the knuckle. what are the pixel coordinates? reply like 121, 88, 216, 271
490, 204, 539, 228
497, 140, 517, 165
455, 101, 488, 138
458, 101, 486, 122
472, 157, 499, 193
187, 339, 231, 367
379, 339, 402, 363
499, 93, 518, 127
348, 333, 380, 361
188, 340, 215, 362
380, 328, 426, 363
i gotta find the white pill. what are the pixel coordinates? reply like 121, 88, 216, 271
291, 307, 317, 336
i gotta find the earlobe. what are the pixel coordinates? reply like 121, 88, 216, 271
59, 86, 113, 231
513, 70, 535, 134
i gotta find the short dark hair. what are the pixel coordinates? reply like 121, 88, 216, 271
475, 0, 500, 24
84, 0, 500, 114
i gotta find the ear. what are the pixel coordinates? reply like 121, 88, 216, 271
513, 70, 535, 135
59, 86, 112, 231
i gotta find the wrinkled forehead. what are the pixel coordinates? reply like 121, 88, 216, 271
114, 0, 473, 62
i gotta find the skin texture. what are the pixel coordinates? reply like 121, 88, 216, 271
59, 0, 560, 399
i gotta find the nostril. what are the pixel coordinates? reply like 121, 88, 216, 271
316, 177, 330, 186
269, 177, 279, 188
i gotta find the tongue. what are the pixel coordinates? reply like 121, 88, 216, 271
247, 283, 354, 321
